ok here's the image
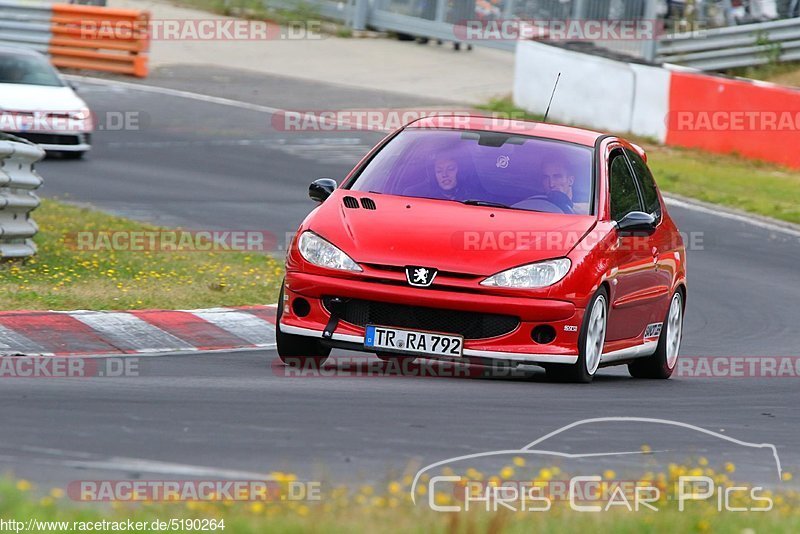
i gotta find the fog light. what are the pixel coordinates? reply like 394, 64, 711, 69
292, 298, 311, 317
531, 325, 556, 344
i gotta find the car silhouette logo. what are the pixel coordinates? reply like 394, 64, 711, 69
406, 266, 437, 287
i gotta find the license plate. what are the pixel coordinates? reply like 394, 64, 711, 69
364, 325, 463, 357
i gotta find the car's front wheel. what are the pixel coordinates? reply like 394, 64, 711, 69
628, 290, 684, 379
276, 283, 330, 368
547, 287, 608, 384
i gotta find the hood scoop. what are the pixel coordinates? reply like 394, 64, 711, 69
342, 196, 377, 210
343, 196, 360, 209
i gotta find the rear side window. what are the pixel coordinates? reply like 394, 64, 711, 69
609, 151, 641, 221
625, 149, 661, 221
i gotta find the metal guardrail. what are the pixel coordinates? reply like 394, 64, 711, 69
0, 134, 44, 259
0, 0, 57, 53
267, 0, 659, 57
658, 16, 800, 70
0, 0, 150, 77
267, 0, 800, 65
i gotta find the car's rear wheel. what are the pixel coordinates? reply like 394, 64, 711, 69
276, 282, 330, 368
547, 287, 608, 384
628, 290, 684, 379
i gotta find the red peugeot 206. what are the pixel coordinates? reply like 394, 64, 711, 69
277, 116, 687, 383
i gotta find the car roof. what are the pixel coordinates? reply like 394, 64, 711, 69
406, 115, 604, 147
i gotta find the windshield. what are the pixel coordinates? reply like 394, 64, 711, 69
0, 52, 64, 87
348, 129, 593, 215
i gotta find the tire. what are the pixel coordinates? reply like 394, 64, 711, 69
628, 290, 684, 379
376, 352, 416, 364
276, 282, 330, 368
547, 287, 608, 384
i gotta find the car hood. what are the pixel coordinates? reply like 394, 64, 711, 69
306, 191, 598, 276
0, 83, 87, 112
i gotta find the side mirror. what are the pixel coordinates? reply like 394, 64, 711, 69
308, 178, 337, 203
68, 81, 79, 92
616, 211, 656, 236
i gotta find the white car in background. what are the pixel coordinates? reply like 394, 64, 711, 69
0, 45, 92, 158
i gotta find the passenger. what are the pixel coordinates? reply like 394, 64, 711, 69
403, 150, 475, 201
433, 155, 460, 199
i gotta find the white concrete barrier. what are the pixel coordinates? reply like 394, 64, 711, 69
513, 41, 670, 142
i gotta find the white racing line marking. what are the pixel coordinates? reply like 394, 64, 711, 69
45, 345, 277, 360
65, 74, 386, 133
0, 324, 54, 356
665, 197, 800, 239
69, 75, 800, 238
7, 444, 276, 479
67, 311, 197, 353
187, 308, 276, 347
60, 457, 276, 480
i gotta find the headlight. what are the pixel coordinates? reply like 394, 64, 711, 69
298, 231, 361, 272
68, 109, 90, 120
480, 258, 571, 288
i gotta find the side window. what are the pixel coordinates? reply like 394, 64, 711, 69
625, 149, 662, 222
609, 151, 642, 222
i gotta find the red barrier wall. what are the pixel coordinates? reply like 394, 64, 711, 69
666, 72, 800, 169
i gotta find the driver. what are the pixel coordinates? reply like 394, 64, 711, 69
511, 156, 577, 214
538, 157, 575, 214
542, 159, 574, 200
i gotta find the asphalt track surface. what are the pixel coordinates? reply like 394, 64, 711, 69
4, 66, 799, 491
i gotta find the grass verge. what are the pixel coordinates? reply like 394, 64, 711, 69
0, 199, 283, 311
2, 459, 798, 533
724, 61, 800, 87
479, 98, 800, 225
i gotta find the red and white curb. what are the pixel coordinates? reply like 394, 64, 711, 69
0, 305, 277, 357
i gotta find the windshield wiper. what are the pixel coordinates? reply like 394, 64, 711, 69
461, 199, 514, 210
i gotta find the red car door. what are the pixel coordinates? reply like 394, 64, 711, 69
624, 148, 674, 324
604, 146, 660, 341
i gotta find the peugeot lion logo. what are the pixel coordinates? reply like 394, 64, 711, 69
405, 266, 438, 287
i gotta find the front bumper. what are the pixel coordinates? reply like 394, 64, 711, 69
7, 131, 91, 152
280, 271, 584, 365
